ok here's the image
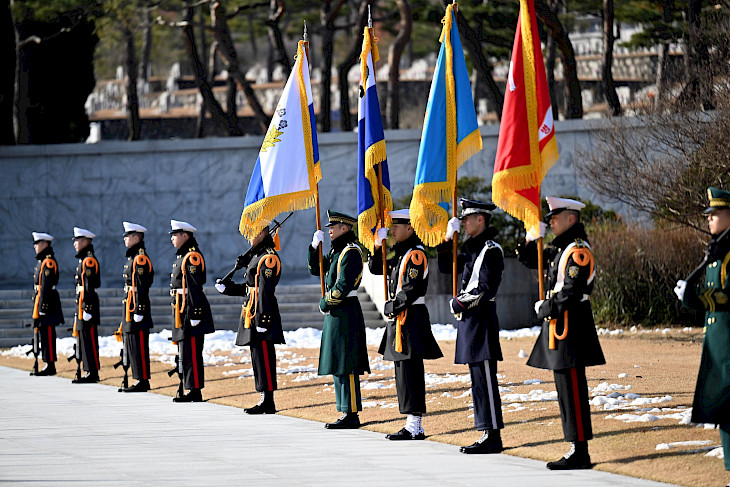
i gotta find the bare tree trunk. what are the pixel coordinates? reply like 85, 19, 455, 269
387, 0, 411, 129
602, 0, 621, 116
337, 0, 371, 132
546, 31, 558, 120
320, 0, 345, 133
534, 0, 583, 118
123, 27, 141, 141
211, 1, 268, 133
680, 0, 714, 110
196, 42, 217, 138
247, 16, 258, 58
226, 77, 239, 130
139, 0, 153, 82
12, 19, 30, 144
266, 0, 290, 81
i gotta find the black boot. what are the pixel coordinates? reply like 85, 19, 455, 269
72, 372, 99, 384
460, 430, 503, 454
36, 363, 57, 376
122, 379, 150, 393
546, 442, 592, 470
173, 388, 203, 403
245, 391, 276, 414
325, 412, 360, 429
386, 428, 425, 441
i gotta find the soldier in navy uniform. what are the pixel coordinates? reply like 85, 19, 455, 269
30, 232, 64, 376
675, 187, 730, 473
72, 227, 102, 384
368, 209, 443, 440
216, 225, 284, 414
170, 220, 215, 403
307, 211, 371, 429
119, 222, 154, 392
516, 197, 605, 470
437, 199, 505, 454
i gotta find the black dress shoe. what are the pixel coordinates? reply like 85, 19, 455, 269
72, 373, 99, 384
325, 413, 360, 429
460, 431, 503, 454
36, 364, 57, 376
245, 400, 276, 414
546, 442, 592, 470
172, 389, 203, 403
386, 428, 425, 441
122, 380, 150, 393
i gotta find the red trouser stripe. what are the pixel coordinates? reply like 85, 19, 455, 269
261, 340, 273, 391
191, 336, 200, 389
47, 326, 55, 362
91, 325, 100, 370
570, 367, 585, 442
139, 330, 148, 380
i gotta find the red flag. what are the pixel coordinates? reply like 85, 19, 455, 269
491, 0, 558, 238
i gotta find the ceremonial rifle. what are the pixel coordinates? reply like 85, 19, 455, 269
684, 225, 730, 283
24, 322, 39, 375
167, 337, 184, 399
218, 212, 294, 283
66, 320, 82, 380
113, 347, 130, 390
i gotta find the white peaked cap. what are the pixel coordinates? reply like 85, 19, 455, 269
170, 220, 196, 233
545, 196, 585, 212
388, 209, 410, 220
123, 221, 147, 233
32, 232, 54, 242
73, 227, 96, 239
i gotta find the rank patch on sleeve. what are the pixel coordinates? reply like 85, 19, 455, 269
408, 268, 419, 279
264, 268, 273, 278
188, 265, 197, 273
568, 265, 579, 279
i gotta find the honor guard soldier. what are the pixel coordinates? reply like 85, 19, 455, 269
215, 225, 284, 414
368, 209, 443, 440
307, 211, 371, 429
675, 187, 730, 472
516, 197, 605, 470
72, 227, 102, 384
169, 220, 215, 402
118, 222, 154, 392
437, 199, 506, 454
30, 232, 64, 376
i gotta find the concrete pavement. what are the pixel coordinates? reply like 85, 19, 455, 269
0, 366, 676, 487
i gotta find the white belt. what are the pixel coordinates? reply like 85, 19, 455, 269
34, 285, 56, 291
170, 288, 187, 296
76, 285, 84, 293
412, 297, 426, 305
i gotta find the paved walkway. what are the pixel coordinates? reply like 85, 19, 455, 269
0, 366, 676, 487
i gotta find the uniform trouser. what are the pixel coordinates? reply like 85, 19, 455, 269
721, 425, 730, 470
250, 339, 277, 392
79, 322, 100, 373
469, 359, 504, 431
180, 335, 205, 390
124, 330, 151, 381
333, 374, 362, 413
39, 324, 57, 363
554, 367, 593, 442
395, 359, 426, 415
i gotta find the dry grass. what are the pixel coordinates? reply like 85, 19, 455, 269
2, 330, 727, 487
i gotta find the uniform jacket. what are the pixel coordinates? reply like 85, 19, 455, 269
307, 230, 370, 376
223, 235, 285, 346
122, 241, 154, 332
75, 244, 100, 326
437, 227, 503, 364
170, 237, 214, 341
32, 246, 64, 327
517, 222, 605, 370
368, 233, 442, 361
682, 230, 730, 425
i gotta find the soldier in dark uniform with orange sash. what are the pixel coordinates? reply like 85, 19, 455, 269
30, 232, 64, 376
368, 209, 442, 440
170, 220, 214, 402
117, 222, 154, 392
216, 225, 285, 414
72, 227, 102, 384
516, 197, 605, 470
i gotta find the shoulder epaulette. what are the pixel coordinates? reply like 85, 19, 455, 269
574, 238, 586, 248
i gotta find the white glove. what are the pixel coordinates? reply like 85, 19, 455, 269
311, 230, 325, 249
319, 309, 329, 316
674, 280, 687, 301
133, 314, 143, 323
256, 326, 267, 333
445, 217, 460, 241
82, 311, 92, 321
449, 298, 457, 314
375, 227, 389, 247
214, 282, 226, 293
38, 312, 45, 316
526, 222, 548, 242
191, 319, 201, 327
534, 300, 545, 315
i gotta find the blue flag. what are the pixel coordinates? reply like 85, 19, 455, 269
409, 4, 482, 247
356, 26, 391, 252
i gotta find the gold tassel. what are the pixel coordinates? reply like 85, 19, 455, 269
175, 294, 182, 329
273, 228, 281, 251
114, 323, 123, 343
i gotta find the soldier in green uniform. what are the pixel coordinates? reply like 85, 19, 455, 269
675, 187, 730, 472
72, 227, 102, 384
307, 211, 370, 429
30, 232, 64, 376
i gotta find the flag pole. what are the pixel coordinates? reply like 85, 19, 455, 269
304, 21, 325, 298
452, 175, 458, 297
536, 191, 545, 300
